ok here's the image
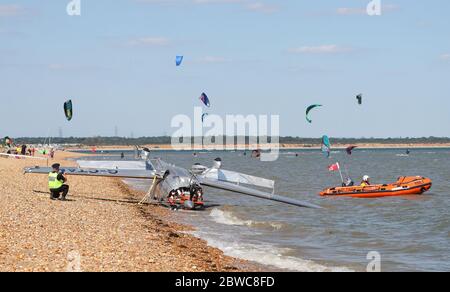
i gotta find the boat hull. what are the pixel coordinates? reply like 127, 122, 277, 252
320, 176, 432, 198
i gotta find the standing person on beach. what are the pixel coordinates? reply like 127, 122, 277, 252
21, 145, 27, 155
48, 163, 69, 201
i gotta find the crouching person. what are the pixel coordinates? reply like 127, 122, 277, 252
48, 163, 69, 201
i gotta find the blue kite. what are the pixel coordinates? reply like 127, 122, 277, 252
176, 56, 184, 67
199, 93, 211, 108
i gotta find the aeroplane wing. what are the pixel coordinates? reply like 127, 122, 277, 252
203, 169, 275, 190
199, 178, 322, 209
24, 166, 157, 180
76, 160, 153, 170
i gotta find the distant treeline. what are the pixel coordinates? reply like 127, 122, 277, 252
12, 136, 450, 146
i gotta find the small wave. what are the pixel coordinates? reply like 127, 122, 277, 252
193, 233, 353, 272
210, 209, 284, 230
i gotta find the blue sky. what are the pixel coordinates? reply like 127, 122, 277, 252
0, 0, 449, 138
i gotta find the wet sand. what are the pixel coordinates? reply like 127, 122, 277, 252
0, 151, 263, 272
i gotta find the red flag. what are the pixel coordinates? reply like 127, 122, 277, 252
328, 162, 340, 172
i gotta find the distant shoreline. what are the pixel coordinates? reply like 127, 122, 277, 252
66, 143, 450, 152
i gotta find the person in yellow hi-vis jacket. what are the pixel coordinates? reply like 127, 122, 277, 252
48, 163, 69, 201
360, 175, 371, 187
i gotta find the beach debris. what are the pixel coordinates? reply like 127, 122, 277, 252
176, 56, 184, 67
199, 93, 211, 108
321, 135, 331, 158
64, 100, 73, 121
346, 146, 357, 155
306, 104, 322, 123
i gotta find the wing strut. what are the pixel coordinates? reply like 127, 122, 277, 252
200, 178, 322, 209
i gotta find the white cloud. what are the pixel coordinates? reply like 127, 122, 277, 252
48, 64, 65, 70
194, 0, 244, 3
288, 45, 354, 54
336, 7, 366, 15
0, 4, 24, 17
136, 0, 279, 14
197, 56, 231, 63
127, 37, 171, 47
336, 4, 399, 15
441, 54, 450, 61
246, 2, 278, 14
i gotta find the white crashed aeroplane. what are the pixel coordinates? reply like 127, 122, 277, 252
23, 149, 321, 210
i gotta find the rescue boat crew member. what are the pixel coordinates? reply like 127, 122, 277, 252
360, 175, 371, 187
48, 163, 69, 201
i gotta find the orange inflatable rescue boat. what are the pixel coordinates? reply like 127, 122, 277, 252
320, 176, 432, 198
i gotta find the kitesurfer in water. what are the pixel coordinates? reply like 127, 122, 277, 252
360, 175, 371, 187
48, 163, 69, 201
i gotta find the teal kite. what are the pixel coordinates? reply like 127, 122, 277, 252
64, 100, 73, 121
321, 135, 331, 158
306, 104, 322, 123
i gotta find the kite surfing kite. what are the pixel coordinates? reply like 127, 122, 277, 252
356, 94, 362, 105
176, 56, 184, 67
201, 113, 209, 123
346, 146, 358, 155
3, 136, 13, 147
321, 135, 331, 158
199, 93, 211, 108
64, 100, 73, 121
306, 104, 322, 123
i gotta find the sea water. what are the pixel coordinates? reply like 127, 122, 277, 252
77, 148, 450, 271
